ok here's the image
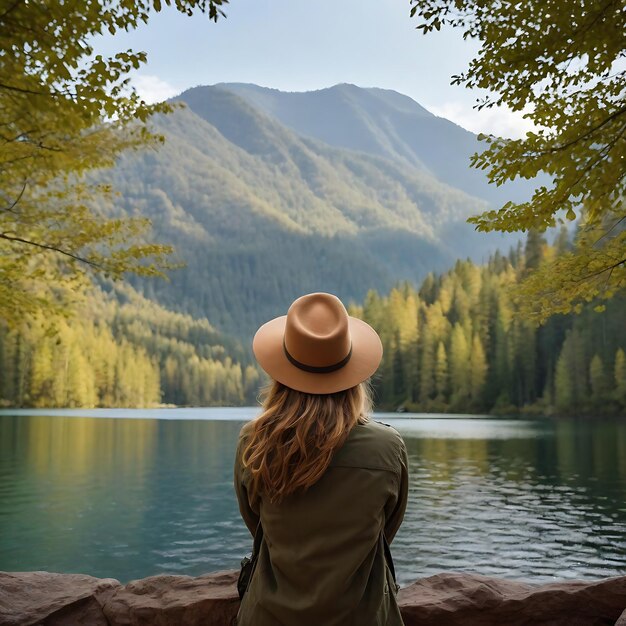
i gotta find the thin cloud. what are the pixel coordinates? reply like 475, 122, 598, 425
428, 101, 537, 139
133, 75, 180, 104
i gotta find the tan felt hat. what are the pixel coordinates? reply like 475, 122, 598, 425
252, 292, 383, 394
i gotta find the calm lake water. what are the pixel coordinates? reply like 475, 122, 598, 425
1, 409, 625, 585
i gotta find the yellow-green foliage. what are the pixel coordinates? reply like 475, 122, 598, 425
0, 315, 161, 408
0, 1, 227, 325
0, 284, 257, 408
352, 234, 626, 416
410, 0, 625, 316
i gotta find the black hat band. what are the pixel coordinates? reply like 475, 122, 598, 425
283, 340, 353, 374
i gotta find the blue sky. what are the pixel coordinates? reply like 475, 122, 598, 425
94, 0, 533, 138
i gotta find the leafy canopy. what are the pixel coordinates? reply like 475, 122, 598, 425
0, 0, 227, 324
410, 0, 625, 321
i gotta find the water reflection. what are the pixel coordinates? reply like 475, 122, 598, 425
0, 415, 249, 581
0, 413, 625, 584
390, 417, 545, 439
394, 420, 626, 583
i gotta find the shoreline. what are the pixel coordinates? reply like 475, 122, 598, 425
0, 406, 624, 420
2, 569, 625, 626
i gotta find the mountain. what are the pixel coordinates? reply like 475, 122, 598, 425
101, 84, 522, 338
217, 82, 536, 206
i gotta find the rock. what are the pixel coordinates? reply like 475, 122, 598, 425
397, 572, 626, 626
101, 570, 240, 626
1, 569, 625, 626
0, 571, 120, 626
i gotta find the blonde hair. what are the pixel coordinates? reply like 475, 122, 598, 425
241, 380, 372, 504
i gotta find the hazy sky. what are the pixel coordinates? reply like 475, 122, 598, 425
94, 0, 533, 138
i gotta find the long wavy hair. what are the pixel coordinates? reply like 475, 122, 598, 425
241, 379, 372, 504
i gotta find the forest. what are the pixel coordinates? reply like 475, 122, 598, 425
352, 231, 626, 416
0, 285, 258, 409
1, 230, 624, 415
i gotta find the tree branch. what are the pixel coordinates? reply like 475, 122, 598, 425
1, 181, 27, 214
591, 215, 626, 246
0, 81, 53, 97
549, 125, 625, 210
0, 232, 103, 269
542, 103, 626, 155
573, 257, 626, 284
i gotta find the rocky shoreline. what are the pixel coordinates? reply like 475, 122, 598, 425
1, 569, 625, 625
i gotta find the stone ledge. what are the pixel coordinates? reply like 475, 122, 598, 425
1, 570, 625, 625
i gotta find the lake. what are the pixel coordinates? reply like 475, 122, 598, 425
1, 409, 625, 585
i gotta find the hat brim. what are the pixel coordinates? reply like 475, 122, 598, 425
252, 315, 383, 394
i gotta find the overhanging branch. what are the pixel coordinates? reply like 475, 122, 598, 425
0, 232, 103, 269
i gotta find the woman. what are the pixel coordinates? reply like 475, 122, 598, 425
234, 292, 408, 626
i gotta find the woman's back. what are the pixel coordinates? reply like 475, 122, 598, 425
235, 419, 408, 626
234, 292, 408, 625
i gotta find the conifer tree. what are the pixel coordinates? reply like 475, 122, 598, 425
554, 349, 574, 413
470, 334, 487, 406
523, 230, 548, 274
435, 341, 448, 402
589, 355, 606, 402
449, 323, 471, 408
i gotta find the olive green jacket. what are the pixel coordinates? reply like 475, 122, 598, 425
234, 419, 409, 626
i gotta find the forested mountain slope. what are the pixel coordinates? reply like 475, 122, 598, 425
218, 82, 537, 206
0, 284, 257, 408
104, 85, 512, 336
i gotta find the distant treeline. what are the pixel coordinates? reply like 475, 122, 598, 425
0, 286, 259, 408
2, 234, 625, 414
351, 232, 626, 416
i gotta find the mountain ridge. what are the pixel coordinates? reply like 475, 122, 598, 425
100, 83, 519, 337
216, 82, 536, 206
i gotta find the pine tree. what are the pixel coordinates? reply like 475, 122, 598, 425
553, 226, 571, 254
419, 337, 435, 405
589, 354, 606, 402
524, 230, 547, 273
569, 329, 588, 403
30, 339, 54, 407
243, 365, 261, 404
554, 348, 574, 413
449, 323, 471, 409
392, 332, 407, 405
434, 341, 448, 402
418, 302, 449, 407
419, 273, 436, 304
470, 334, 487, 407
